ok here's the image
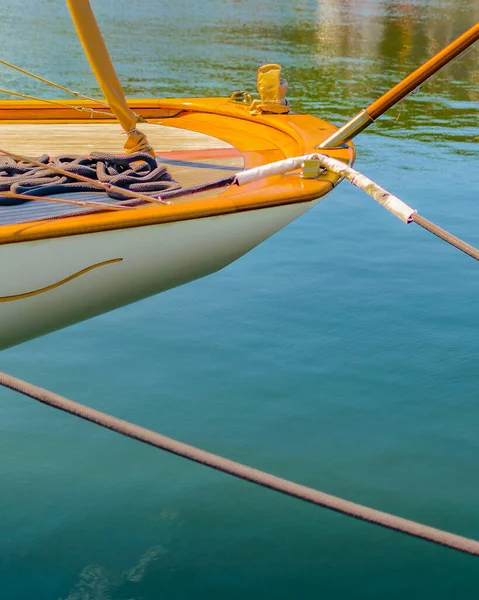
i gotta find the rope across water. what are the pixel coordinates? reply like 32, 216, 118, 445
0, 371, 478, 557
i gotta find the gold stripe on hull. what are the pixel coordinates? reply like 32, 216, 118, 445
0, 257, 122, 302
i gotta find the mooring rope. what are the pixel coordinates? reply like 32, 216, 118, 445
308, 154, 479, 262
159, 175, 236, 200
0, 370, 478, 557
411, 213, 479, 261
235, 153, 479, 262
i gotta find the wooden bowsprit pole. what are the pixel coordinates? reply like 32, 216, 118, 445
319, 22, 479, 148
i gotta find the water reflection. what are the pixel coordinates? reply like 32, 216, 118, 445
0, 0, 476, 143
313, 0, 479, 116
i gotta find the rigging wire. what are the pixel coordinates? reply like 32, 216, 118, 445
0, 58, 146, 122
395, 44, 475, 122
0, 87, 115, 119
0, 58, 109, 105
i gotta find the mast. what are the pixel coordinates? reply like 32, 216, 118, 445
66, 0, 154, 155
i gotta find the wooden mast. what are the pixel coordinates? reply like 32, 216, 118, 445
66, 0, 154, 155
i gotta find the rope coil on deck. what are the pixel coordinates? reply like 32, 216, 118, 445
0, 146, 236, 221
0, 152, 179, 205
0, 371, 478, 557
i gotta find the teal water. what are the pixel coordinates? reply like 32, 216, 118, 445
1, 1, 479, 598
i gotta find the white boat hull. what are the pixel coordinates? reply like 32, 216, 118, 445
0, 201, 315, 350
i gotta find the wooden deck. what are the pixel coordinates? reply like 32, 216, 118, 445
0, 99, 354, 244
0, 121, 244, 190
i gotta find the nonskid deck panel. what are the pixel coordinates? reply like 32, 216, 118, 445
0, 192, 119, 225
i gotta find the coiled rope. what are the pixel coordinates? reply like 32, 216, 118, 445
0, 147, 237, 218
0, 370, 478, 557
0, 151, 178, 206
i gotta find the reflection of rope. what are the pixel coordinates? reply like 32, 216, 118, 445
1, 370, 479, 557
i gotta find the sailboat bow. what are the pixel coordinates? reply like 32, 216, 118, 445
0, 97, 353, 349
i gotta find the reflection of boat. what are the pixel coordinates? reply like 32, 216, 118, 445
0, 2, 477, 351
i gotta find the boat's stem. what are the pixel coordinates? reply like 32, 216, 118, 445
319, 22, 479, 148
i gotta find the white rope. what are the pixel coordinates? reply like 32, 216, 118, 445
313, 154, 416, 223
235, 155, 307, 185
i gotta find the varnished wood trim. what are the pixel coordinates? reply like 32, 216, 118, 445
0, 98, 355, 246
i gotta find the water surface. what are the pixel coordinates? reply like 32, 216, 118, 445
1, 1, 479, 598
